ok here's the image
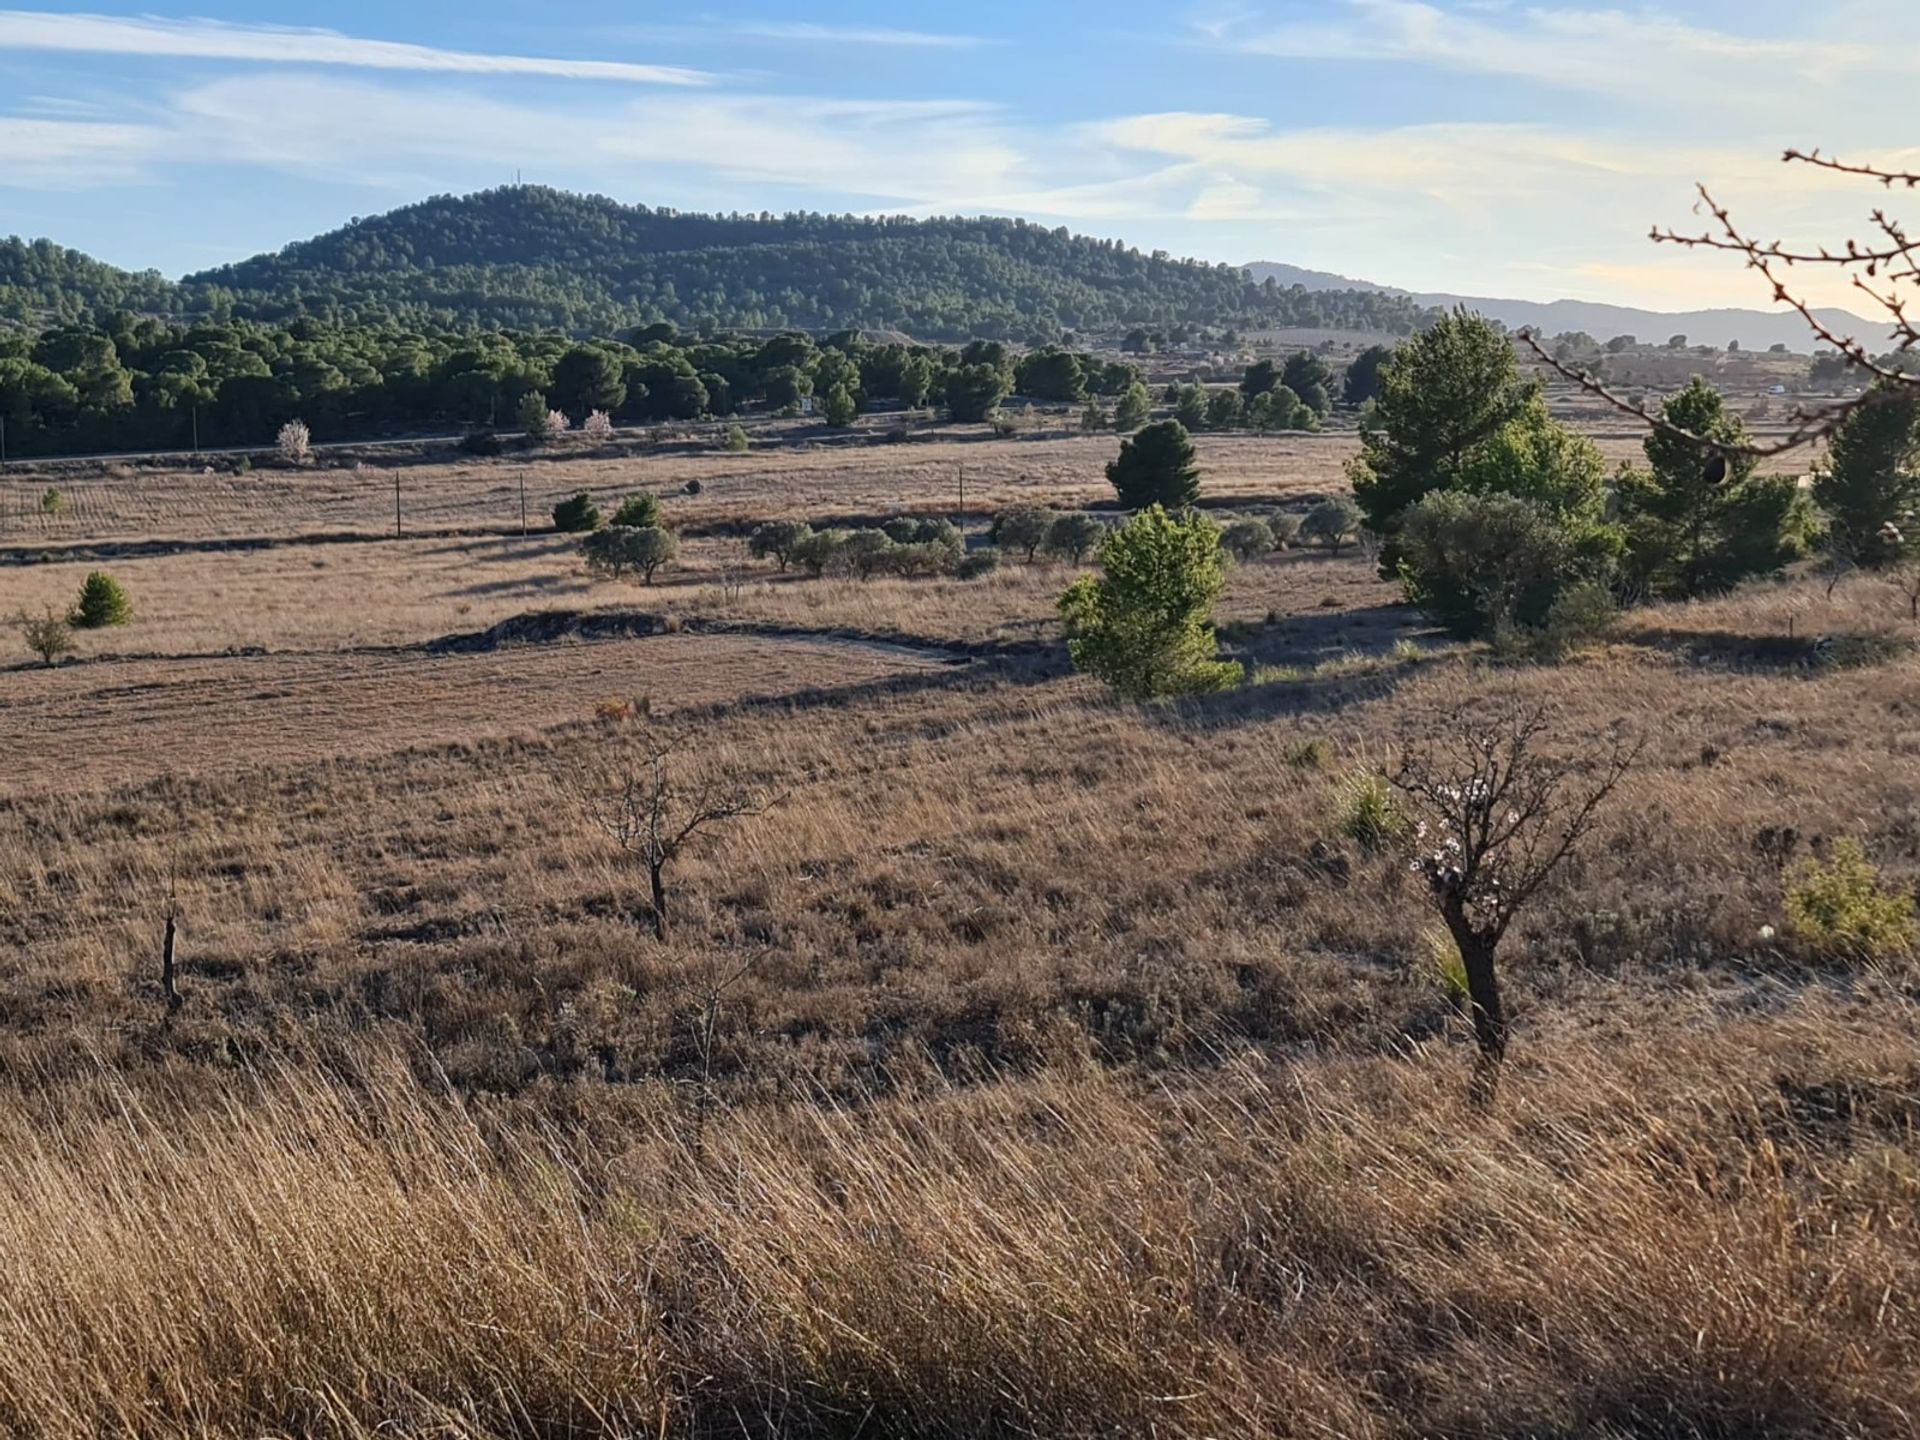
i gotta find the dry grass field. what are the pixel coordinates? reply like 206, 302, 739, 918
0, 425, 1914, 1437
1, 422, 1809, 552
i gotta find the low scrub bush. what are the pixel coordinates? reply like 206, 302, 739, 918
553, 492, 602, 533
1220, 517, 1275, 562
956, 550, 1000, 580
1268, 512, 1303, 548
611, 494, 662, 530
1283, 737, 1331, 769
1336, 770, 1408, 853
1400, 490, 1618, 643
1785, 839, 1915, 962
13, 606, 73, 666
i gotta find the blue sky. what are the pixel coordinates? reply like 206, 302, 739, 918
1, 2, 1913, 309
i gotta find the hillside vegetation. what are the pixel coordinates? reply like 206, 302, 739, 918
7, 188, 1433, 342
0, 238, 192, 330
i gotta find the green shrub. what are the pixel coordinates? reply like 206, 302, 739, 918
1786, 839, 1915, 962
71, 571, 131, 629
1399, 490, 1577, 639
1423, 927, 1470, 1009
1621, 378, 1813, 597
1534, 579, 1619, 658
724, 424, 750, 453
1283, 737, 1331, 769
956, 550, 1000, 580
553, 491, 602, 533
1336, 770, 1408, 853
460, 430, 503, 456
823, 385, 857, 428
1059, 505, 1241, 699
611, 494, 661, 529
40, 487, 63, 516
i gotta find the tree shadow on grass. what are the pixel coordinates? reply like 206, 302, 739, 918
438, 572, 591, 600
1231, 601, 1441, 669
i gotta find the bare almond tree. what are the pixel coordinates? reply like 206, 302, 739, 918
589, 731, 779, 941
1394, 705, 1639, 1074
1524, 148, 1919, 457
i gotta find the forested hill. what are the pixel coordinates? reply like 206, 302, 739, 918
176, 187, 1431, 340
0, 238, 189, 329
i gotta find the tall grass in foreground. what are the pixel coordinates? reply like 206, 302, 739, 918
0, 1011, 1913, 1439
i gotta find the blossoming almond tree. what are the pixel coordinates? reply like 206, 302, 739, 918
1394, 705, 1639, 1079
276, 419, 310, 466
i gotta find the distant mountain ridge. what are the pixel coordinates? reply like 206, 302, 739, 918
1242, 260, 1875, 354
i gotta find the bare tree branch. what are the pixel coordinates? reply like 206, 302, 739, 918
1520, 147, 1920, 457
588, 729, 781, 942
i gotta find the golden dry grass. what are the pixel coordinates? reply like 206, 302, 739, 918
1, 423, 1806, 550
0, 437, 1914, 1436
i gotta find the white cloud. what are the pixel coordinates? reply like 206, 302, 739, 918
0, 10, 712, 85
1203, 0, 1920, 133
159, 74, 1041, 210
725, 22, 994, 49
0, 116, 163, 188
1086, 110, 1917, 307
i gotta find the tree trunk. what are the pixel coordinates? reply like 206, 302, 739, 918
1457, 931, 1506, 1063
161, 913, 182, 1012
648, 861, 669, 941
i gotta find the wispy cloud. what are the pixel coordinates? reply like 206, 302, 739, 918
0, 116, 163, 188
0, 10, 712, 85
725, 21, 994, 49
156, 75, 1035, 209
1204, 0, 1903, 111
